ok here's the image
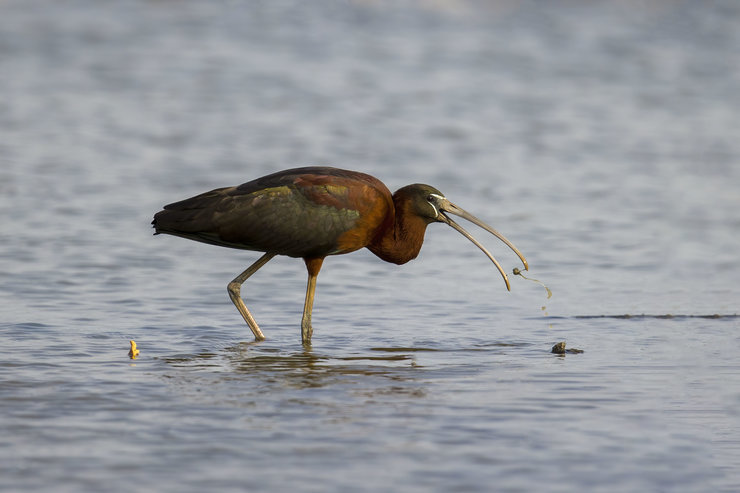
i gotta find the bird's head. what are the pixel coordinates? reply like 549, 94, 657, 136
400, 184, 528, 291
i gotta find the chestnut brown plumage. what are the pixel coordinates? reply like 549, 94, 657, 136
152, 166, 527, 344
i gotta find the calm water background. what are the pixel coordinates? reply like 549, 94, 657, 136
1, 1, 739, 491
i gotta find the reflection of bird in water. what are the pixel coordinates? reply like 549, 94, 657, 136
153, 167, 527, 345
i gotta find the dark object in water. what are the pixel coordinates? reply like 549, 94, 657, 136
551, 341, 583, 355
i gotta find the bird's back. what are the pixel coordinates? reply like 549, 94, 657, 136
152, 167, 394, 258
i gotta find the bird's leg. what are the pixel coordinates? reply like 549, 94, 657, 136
301, 257, 324, 345
227, 252, 276, 341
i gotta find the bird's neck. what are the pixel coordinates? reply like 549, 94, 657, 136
368, 196, 429, 265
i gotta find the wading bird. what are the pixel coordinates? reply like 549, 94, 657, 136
152, 167, 528, 345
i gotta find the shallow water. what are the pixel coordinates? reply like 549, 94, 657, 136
1, 1, 739, 491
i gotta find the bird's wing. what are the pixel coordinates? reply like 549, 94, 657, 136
218, 183, 364, 257
153, 168, 393, 258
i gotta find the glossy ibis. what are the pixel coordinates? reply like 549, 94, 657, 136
152, 166, 528, 344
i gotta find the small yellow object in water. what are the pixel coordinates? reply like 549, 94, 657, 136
128, 340, 140, 359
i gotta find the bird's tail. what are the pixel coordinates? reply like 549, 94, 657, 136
151, 187, 231, 245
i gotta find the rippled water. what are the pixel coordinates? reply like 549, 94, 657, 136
2, 1, 739, 491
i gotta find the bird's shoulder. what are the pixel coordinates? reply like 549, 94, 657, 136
233, 167, 392, 214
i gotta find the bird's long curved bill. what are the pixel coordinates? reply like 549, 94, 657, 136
438, 202, 528, 291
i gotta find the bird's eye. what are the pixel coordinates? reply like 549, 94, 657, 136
426, 195, 440, 217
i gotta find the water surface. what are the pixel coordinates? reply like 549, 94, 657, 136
1, 1, 739, 491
